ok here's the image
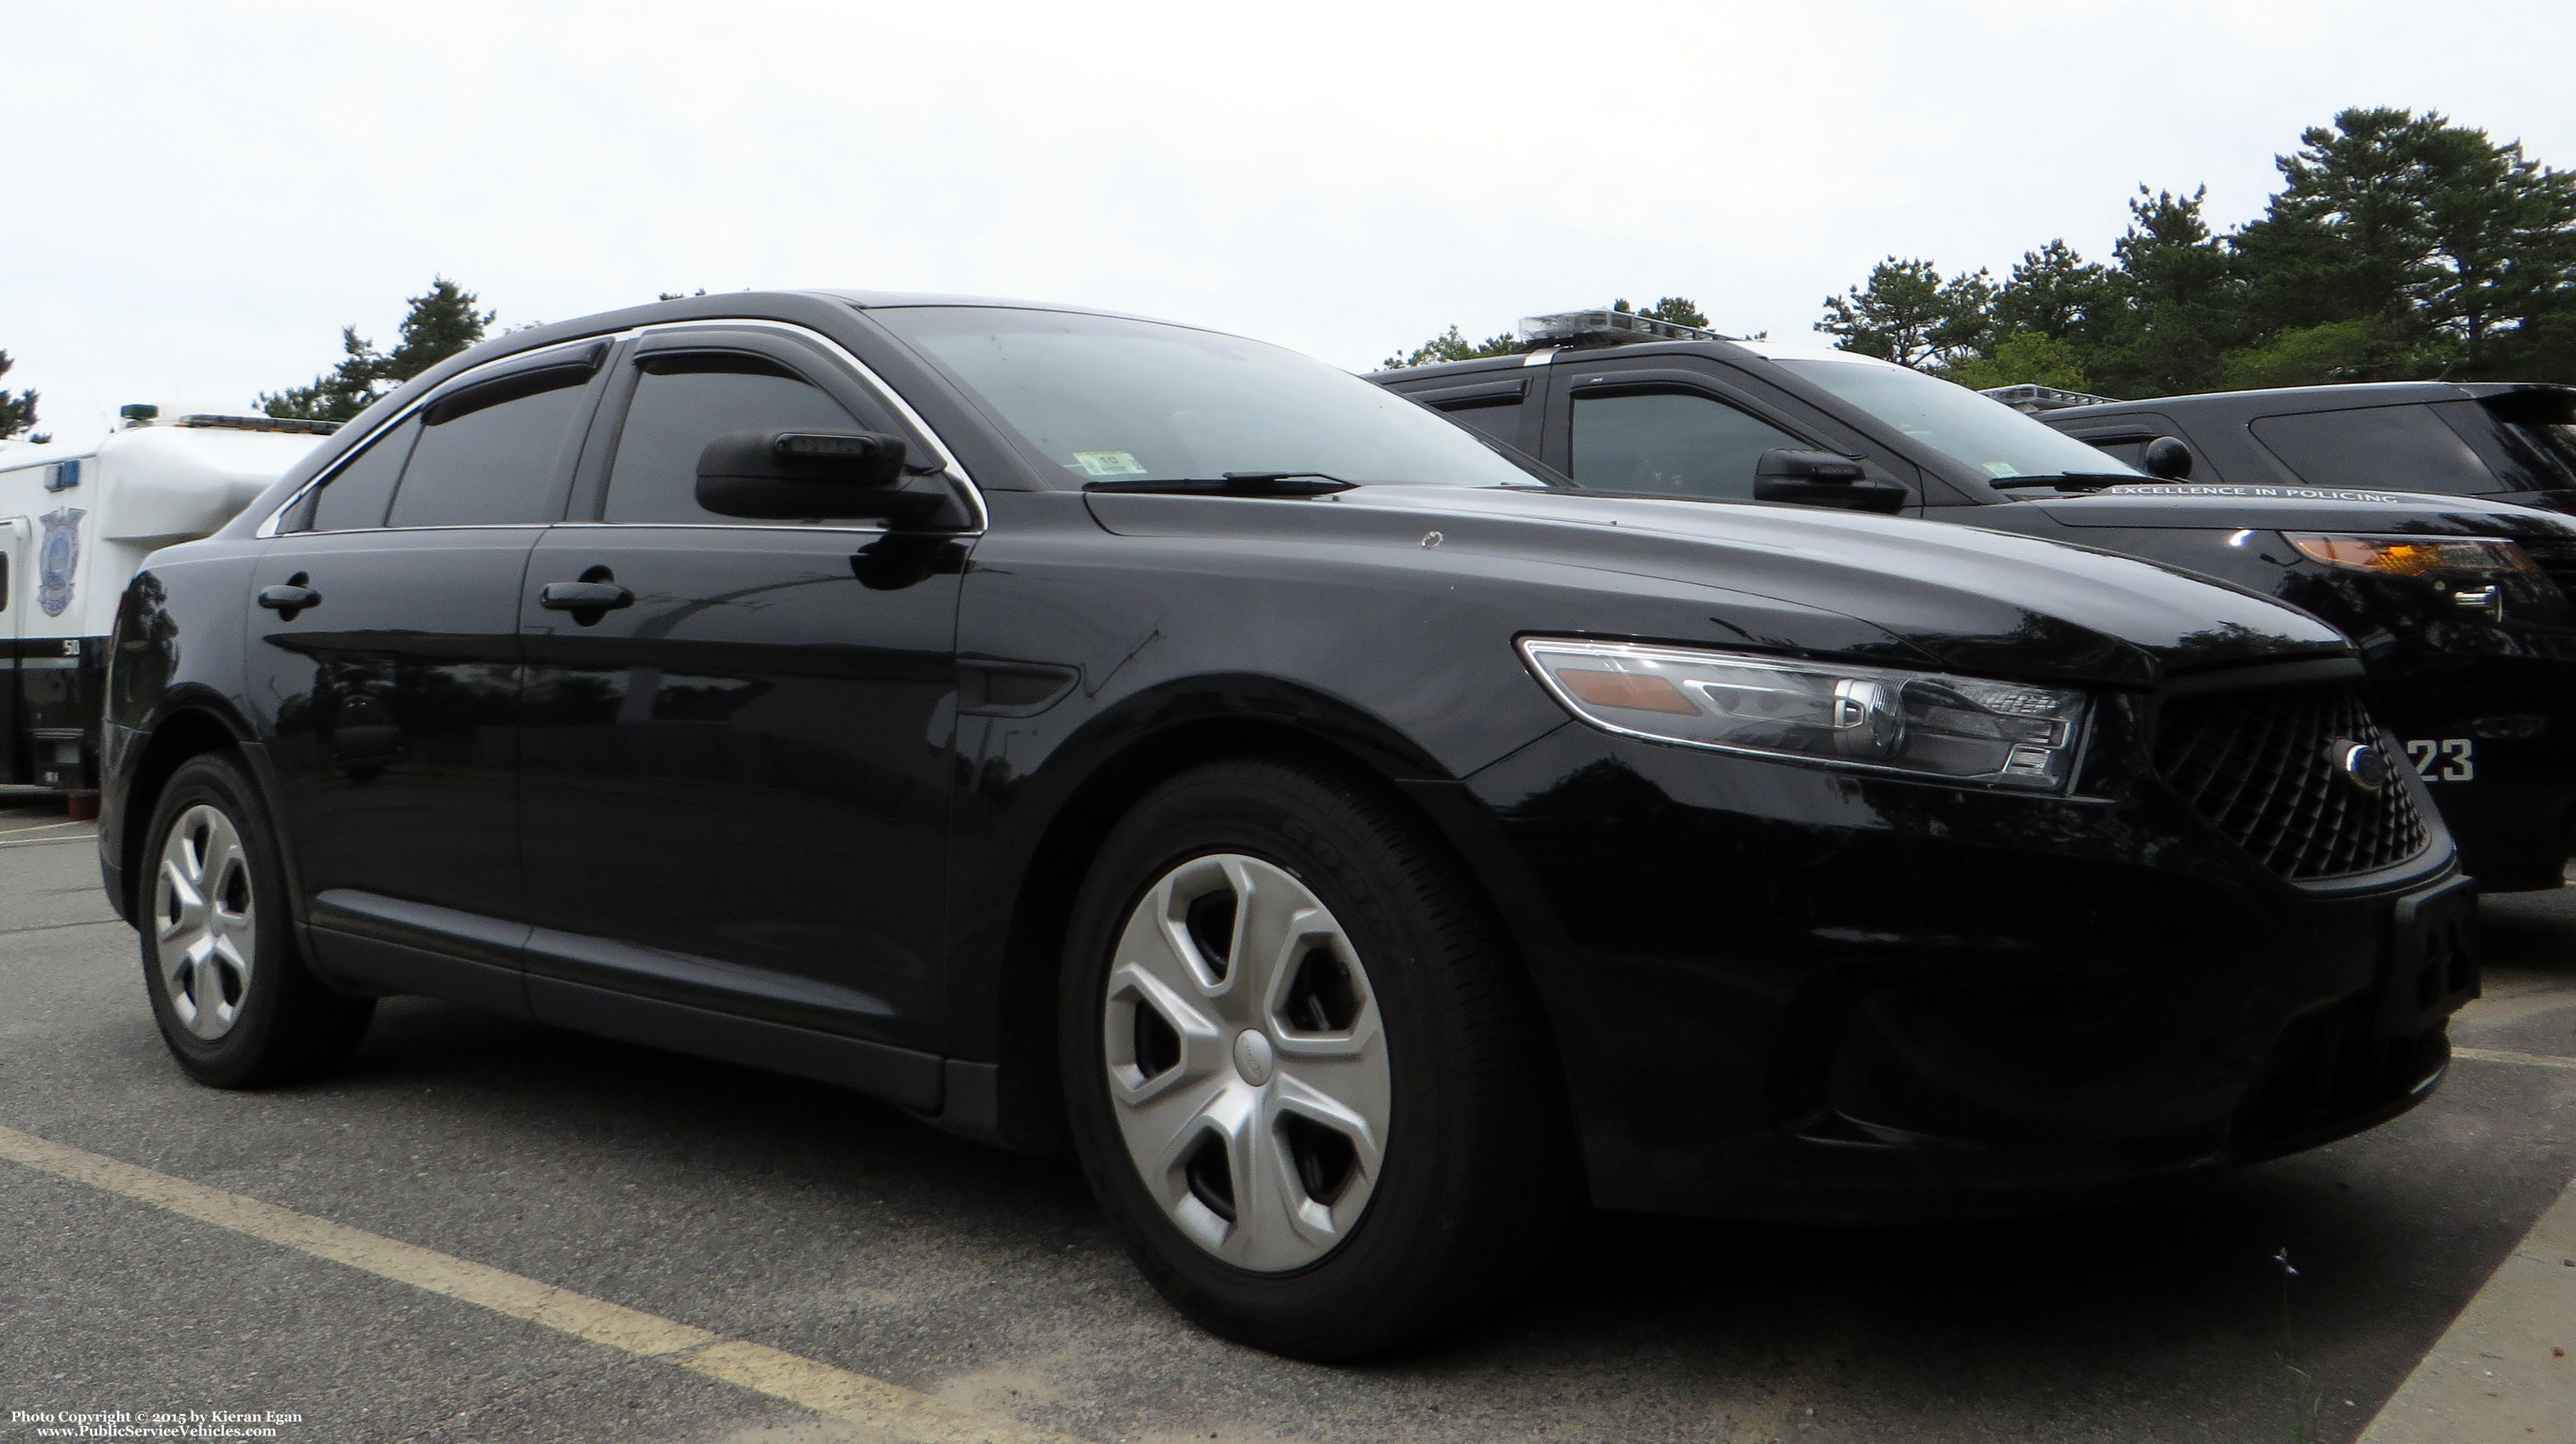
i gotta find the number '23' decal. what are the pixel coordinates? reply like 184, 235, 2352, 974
2404, 738, 2475, 782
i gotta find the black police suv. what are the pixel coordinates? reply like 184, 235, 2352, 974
2029, 380, 2576, 513
1374, 318, 2576, 891
103, 292, 2474, 1358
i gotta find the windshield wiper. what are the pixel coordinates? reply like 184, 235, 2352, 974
1987, 473, 2143, 493
1084, 471, 1359, 497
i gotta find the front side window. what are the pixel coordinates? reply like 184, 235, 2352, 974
1437, 398, 1524, 448
604, 354, 864, 524
873, 306, 1545, 488
303, 416, 420, 531
1773, 357, 2142, 484
2251, 406, 2491, 494
1569, 391, 1805, 499
385, 367, 591, 527
2082, 435, 2153, 469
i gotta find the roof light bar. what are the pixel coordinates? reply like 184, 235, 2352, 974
1518, 309, 1732, 348
1979, 383, 2122, 413
172, 413, 341, 435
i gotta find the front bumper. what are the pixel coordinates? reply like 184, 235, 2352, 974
1432, 721, 2476, 1223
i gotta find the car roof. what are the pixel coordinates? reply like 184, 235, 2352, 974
1367, 335, 1790, 384
2040, 380, 2576, 425
456, 288, 1220, 373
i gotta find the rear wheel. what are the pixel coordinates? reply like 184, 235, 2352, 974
140, 753, 372, 1087
1060, 757, 1577, 1358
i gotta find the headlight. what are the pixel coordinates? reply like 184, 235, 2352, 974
1519, 638, 2091, 791
2285, 534, 2535, 577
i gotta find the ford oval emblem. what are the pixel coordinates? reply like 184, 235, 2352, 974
2330, 739, 2390, 793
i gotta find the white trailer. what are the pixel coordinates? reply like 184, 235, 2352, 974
1, 413, 329, 795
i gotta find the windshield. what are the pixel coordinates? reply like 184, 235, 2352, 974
1772, 358, 2145, 484
874, 306, 1547, 488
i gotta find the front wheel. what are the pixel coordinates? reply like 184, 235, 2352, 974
139, 752, 373, 1088
1060, 758, 1578, 1358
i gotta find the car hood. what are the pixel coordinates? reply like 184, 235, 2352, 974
2016, 483, 2576, 538
1085, 485, 2350, 690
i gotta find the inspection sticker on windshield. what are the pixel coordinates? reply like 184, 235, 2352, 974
2101, 483, 2416, 503
1073, 451, 1149, 477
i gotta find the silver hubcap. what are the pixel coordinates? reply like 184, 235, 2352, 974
154, 803, 256, 1040
1104, 854, 1390, 1273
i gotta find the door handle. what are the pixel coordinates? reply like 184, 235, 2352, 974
256, 583, 322, 613
539, 581, 634, 611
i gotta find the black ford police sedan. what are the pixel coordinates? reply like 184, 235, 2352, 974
1376, 315, 2576, 891
101, 292, 2473, 1358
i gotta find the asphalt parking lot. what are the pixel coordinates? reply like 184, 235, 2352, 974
1, 791, 2570, 1444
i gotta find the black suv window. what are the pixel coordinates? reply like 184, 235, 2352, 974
1569, 390, 1804, 499
604, 353, 862, 524
2083, 435, 2153, 468
2470, 392, 2576, 491
2250, 405, 2492, 494
302, 416, 421, 531
1437, 398, 1523, 448
384, 366, 593, 527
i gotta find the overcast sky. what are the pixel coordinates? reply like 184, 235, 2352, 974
9, 0, 2576, 439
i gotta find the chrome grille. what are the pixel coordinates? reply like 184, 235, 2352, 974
2154, 684, 2432, 881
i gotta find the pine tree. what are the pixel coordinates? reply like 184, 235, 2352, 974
1819, 109, 2576, 393
260, 278, 495, 423
1988, 241, 2115, 344
1942, 334, 2093, 393
1622, 296, 1712, 328
258, 326, 387, 422
1379, 324, 1526, 370
382, 278, 495, 384
2089, 188, 2250, 397
0, 351, 38, 441
1818, 259, 1995, 369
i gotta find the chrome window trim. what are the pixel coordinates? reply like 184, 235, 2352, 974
262, 523, 555, 537
545, 520, 897, 536
256, 319, 987, 538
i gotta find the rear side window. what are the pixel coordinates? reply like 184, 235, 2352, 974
2250, 406, 2493, 494
2469, 392, 2576, 491
385, 366, 592, 527
604, 353, 862, 524
304, 416, 420, 531
1569, 391, 1805, 500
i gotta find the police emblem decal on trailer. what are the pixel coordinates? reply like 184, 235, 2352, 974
38, 506, 86, 618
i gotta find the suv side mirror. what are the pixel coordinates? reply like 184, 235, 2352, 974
2141, 436, 2194, 480
697, 429, 952, 522
1753, 448, 1910, 515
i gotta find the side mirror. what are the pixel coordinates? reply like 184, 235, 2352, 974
697, 429, 948, 521
1753, 448, 1910, 516
2141, 436, 2194, 480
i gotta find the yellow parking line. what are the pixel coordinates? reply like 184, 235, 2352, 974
2453, 1046, 2576, 1073
0, 1123, 1087, 1444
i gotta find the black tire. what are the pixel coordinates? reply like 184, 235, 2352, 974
136, 752, 373, 1088
1059, 756, 1579, 1358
